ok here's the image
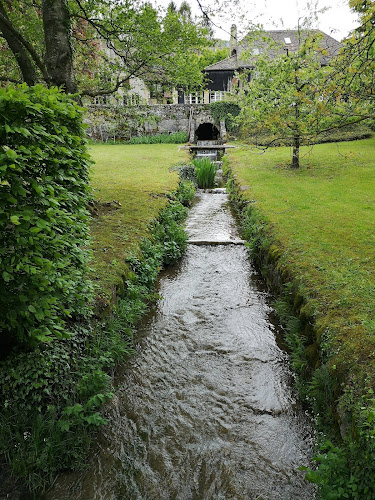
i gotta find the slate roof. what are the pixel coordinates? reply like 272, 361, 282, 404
205, 29, 342, 72
205, 55, 238, 71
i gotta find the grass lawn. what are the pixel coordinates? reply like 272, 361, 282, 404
88, 143, 188, 297
228, 137, 375, 383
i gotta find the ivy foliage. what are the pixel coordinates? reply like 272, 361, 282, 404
209, 101, 241, 133
0, 84, 92, 349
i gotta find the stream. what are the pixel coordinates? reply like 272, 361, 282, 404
49, 189, 315, 500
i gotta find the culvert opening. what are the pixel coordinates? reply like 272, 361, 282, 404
195, 122, 219, 141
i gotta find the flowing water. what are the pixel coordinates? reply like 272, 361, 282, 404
49, 190, 315, 500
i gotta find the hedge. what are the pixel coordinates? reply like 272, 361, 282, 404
0, 84, 92, 350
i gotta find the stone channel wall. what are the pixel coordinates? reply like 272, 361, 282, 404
84, 104, 225, 142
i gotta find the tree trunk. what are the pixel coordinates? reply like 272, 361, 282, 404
41, 0, 76, 93
0, 1, 37, 85
292, 134, 300, 169
291, 94, 301, 169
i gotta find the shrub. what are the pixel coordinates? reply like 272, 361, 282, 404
192, 157, 217, 188
0, 181, 190, 494
240, 122, 372, 147
175, 180, 196, 206
177, 164, 197, 186
303, 396, 375, 499
0, 85, 92, 349
210, 101, 241, 133
126, 131, 188, 144
0, 323, 126, 492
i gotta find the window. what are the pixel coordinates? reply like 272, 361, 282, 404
123, 93, 141, 106
94, 95, 108, 105
284, 37, 292, 44
149, 83, 163, 100
187, 92, 204, 104
209, 91, 227, 103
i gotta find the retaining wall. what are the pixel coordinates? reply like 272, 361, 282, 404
84, 104, 225, 142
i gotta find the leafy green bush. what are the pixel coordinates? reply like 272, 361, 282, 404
175, 180, 196, 206
131, 199, 188, 274
0, 323, 128, 492
0, 84, 92, 349
177, 164, 197, 186
318, 123, 372, 144
210, 101, 241, 133
0, 181, 190, 494
192, 157, 217, 188
127, 131, 188, 144
304, 396, 375, 499
240, 123, 372, 147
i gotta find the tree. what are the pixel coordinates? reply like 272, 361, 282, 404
329, 0, 375, 109
0, 0, 210, 95
196, 45, 230, 68
234, 29, 370, 168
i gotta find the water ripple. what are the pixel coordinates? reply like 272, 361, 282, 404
48, 191, 315, 500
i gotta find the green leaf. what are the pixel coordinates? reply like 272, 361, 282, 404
31, 180, 43, 195
36, 219, 49, 229
10, 215, 21, 225
19, 127, 31, 137
2, 271, 11, 282
59, 421, 70, 432
5, 149, 17, 160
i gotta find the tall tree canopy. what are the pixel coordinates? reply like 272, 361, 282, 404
0, 0, 210, 95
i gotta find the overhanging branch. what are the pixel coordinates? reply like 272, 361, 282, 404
0, 3, 48, 81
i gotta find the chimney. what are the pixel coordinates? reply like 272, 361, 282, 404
230, 24, 237, 57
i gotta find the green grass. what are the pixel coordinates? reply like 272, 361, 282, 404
88, 143, 188, 298
228, 137, 375, 381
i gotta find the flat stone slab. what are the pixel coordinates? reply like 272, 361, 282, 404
181, 144, 236, 150
187, 239, 245, 246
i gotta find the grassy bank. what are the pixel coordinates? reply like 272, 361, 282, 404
226, 137, 375, 497
0, 144, 190, 495
89, 143, 187, 302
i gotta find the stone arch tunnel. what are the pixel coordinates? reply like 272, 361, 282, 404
195, 122, 220, 142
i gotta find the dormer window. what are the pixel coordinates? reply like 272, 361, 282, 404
252, 47, 260, 55
284, 37, 292, 44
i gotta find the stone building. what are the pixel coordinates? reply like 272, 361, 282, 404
86, 26, 341, 141
202, 26, 342, 103
91, 26, 341, 107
